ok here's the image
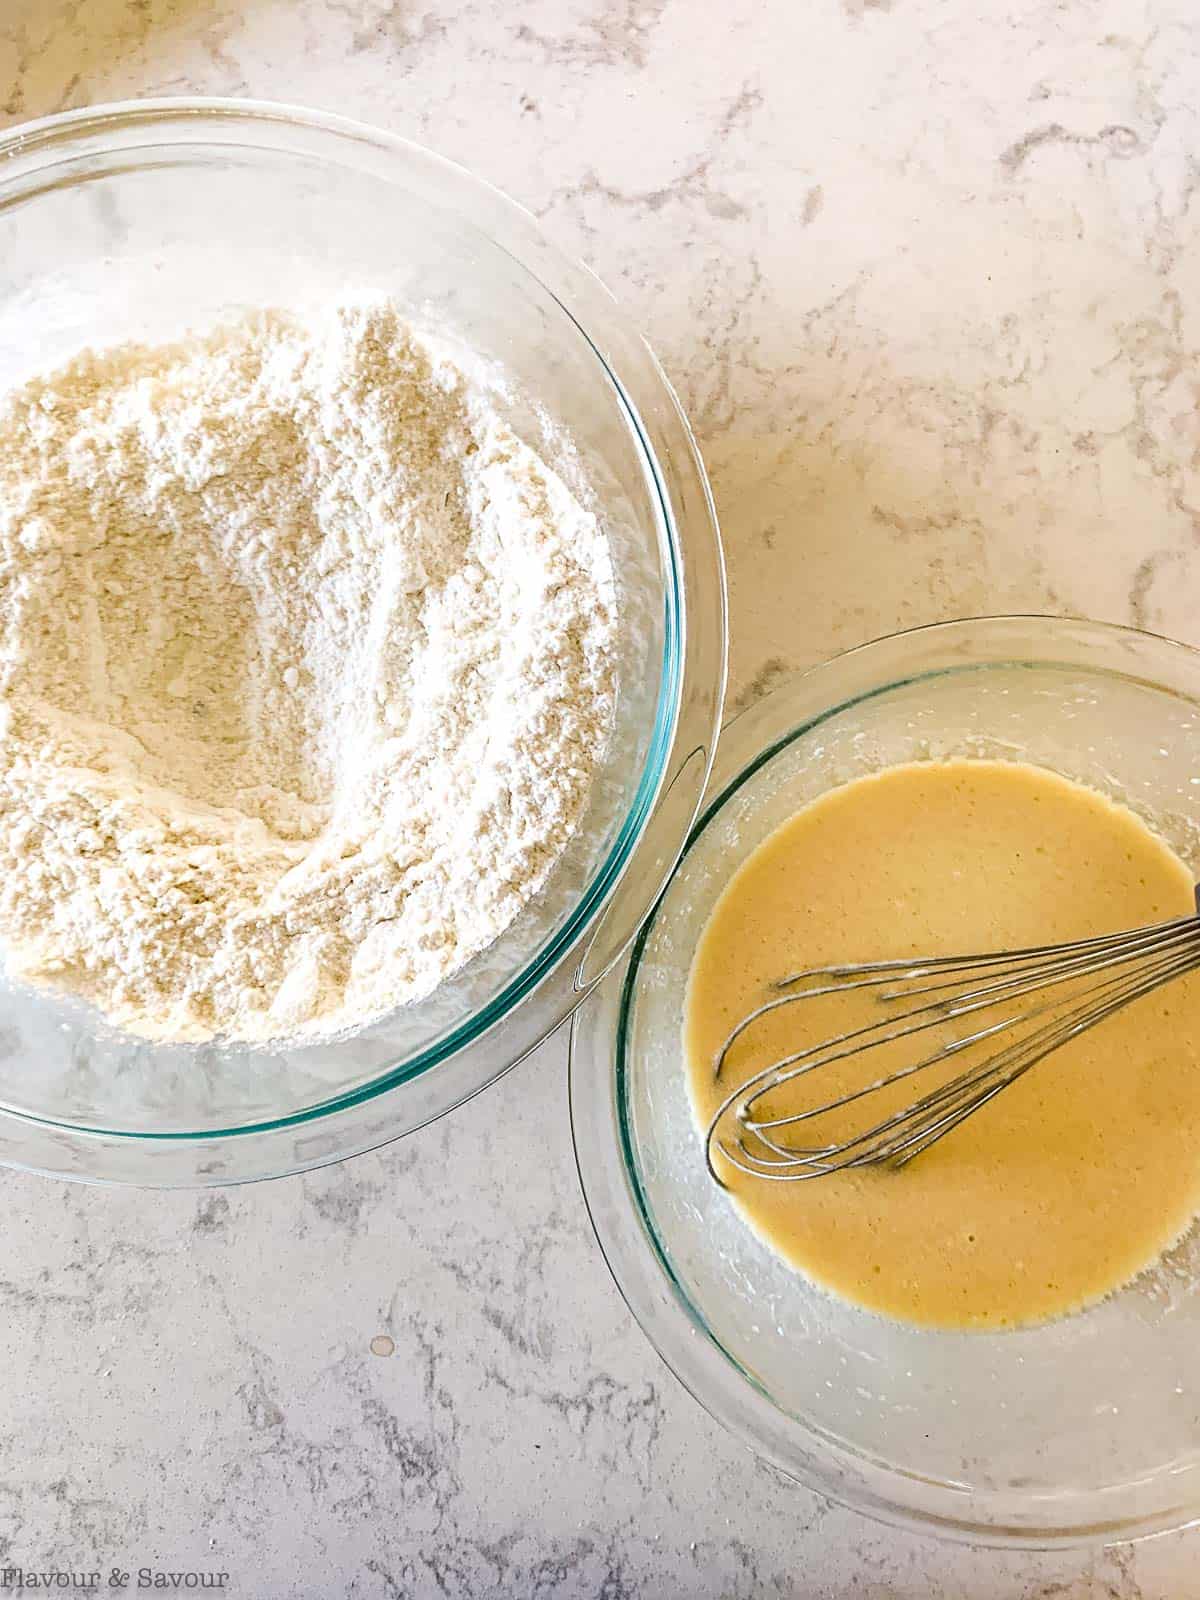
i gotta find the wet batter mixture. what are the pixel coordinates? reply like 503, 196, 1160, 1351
685, 760, 1200, 1330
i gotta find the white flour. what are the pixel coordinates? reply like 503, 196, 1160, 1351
0, 302, 616, 1041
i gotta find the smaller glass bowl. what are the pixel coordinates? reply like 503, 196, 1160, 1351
0, 99, 726, 1185
570, 616, 1200, 1547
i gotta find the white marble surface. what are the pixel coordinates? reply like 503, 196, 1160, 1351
3, 0, 1200, 1593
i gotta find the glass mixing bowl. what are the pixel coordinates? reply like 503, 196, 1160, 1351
0, 99, 726, 1185
570, 616, 1200, 1547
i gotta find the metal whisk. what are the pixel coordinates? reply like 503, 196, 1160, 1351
705, 898, 1200, 1184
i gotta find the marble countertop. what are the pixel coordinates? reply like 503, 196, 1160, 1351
3, 0, 1200, 1593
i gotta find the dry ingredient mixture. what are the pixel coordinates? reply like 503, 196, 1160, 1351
0, 301, 616, 1042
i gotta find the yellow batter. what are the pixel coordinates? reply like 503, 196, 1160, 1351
685, 760, 1200, 1330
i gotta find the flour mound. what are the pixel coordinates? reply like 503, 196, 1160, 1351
0, 303, 616, 1041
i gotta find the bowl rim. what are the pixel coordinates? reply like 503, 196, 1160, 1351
0, 97, 728, 1178
569, 613, 1200, 1549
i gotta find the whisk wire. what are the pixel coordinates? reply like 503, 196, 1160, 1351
879, 942, 1200, 1169
772, 915, 1198, 990
706, 913, 1200, 1184
713, 917, 1200, 1087
754, 940, 1196, 1168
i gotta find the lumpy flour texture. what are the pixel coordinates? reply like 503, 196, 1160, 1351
0, 302, 617, 1041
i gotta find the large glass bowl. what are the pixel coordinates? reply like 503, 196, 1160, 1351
0, 99, 726, 1185
570, 617, 1200, 1547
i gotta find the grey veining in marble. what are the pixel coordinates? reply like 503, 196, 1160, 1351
4, 0, 1200, 1593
